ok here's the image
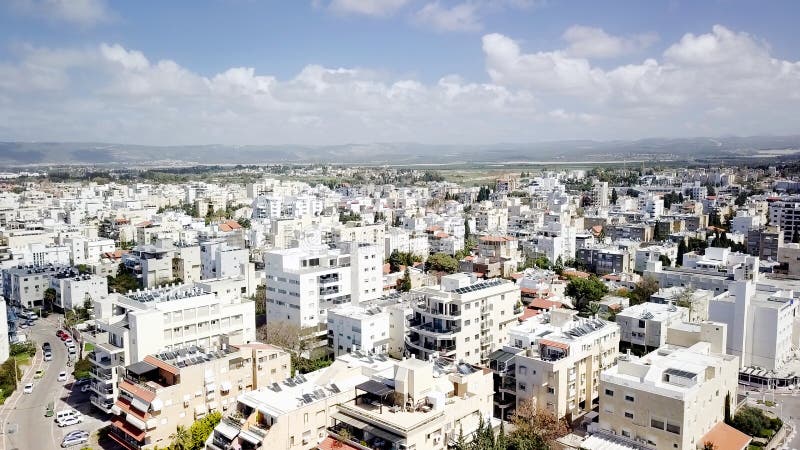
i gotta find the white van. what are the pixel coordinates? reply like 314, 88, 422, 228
54, 409, 79, 423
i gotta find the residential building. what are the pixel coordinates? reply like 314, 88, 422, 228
591, 182, 609, 208
615, 303, 688, 350
768, 197, 800, 241
2, 264, 67, 308
406, 274, 521, 365
108, 342, 291, 450
747, 226, 784, 260
777, 243, 800, 277
89, 283, 256, 413
576, 245, 631, 275
50, 269, 109, 310
327, 303, 390, 356
508, 309, 620, 420
588, 343, 741, 450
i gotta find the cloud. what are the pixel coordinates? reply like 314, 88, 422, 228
414, 1, 482, 32
8, 0, 114, 27
327, 0, 409, 16
563, 25, 657, 59
1, 25, 799, 145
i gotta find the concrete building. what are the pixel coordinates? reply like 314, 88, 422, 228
108, 342, 291, 450
207, 353, 495, 450
406, 274, 521, 365
334, 222, 386, 248
327, 303, 391, 356
0, 299, 8, 363
50, 269, 109, 310
634, 244, 678, 272
588, 343, 740, 450
200, 240, 249, 280
777, 243, 800, 277
592, 182, 609, 208
508, 309, 620, 420
576, 245, 631, 275
89, 283, 256, 413
747, 226, 784, 260
707, 280, 798, 370
768, 197, 800, 241
615, 302, 688, 350
2, 264, 67, 308
124, 245, 174, 289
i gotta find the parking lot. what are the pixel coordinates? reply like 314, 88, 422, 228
1, 313, 110, 450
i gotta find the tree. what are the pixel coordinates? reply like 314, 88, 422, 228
658, 254, 672, 268
170, 425, 191, 450
43, 287, 57, 312
628, 277, 660, 305
793, 229, 800, 244
706, 183, 716, 196
553, 256, 564, 275
464, 217, 471, 240
237, 217, 252, 228
565, 276, 608, 311
426, 252, 459, 274
702, 442, 716, 450
398, 268, 412, 292
335, 427, 352, 448
582, 301, 601, 318
676, 239, 687, 266
611, 188, 618, 205
509, 399, 569, 449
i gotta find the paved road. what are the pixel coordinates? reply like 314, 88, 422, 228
1, 316, 108, 450
741, 387, 800, 450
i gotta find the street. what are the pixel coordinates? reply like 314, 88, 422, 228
0, 315, 109, 450
741, 387, 800, 450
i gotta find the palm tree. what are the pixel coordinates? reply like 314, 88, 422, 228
583, 302, 601, 318
170, 425, 191, 450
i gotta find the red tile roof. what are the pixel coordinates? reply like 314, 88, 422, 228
539, 339, 570, 351
317, 436, 360, 450
519, 308, 541, 322
479, 236, 517, 243
111, 418, 146, 443
530, 298, 562, 309
699, 422, 751, 450
118, 380, 156, 403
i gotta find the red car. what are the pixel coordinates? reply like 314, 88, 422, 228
56, 330, 66, 337
60, 334, 70, 341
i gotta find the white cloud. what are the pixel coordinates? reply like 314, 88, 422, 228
563, 25, 657, 59
327, 0, 409, 16
414, 2, 482, 32
1, 25, 799, 145
9, 0, 114, 26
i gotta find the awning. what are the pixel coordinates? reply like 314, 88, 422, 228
208, 401, 218, 410
239, 429, 263, 445
539, 339, 569, 351
206, 383, 216, 393
220, 381, 232, 392
487, 349, 516, 365
126, 413, 147, 430
146, 418, 158, 430
130, 397, 150, 413
126, 361, 157, 376
238, 394, 260, 410
150, 397, 163, 412
215, 421, 240, 440
110, 404, 122, 415
195, 404, 208, 417
331, 412, 368, 429
355, 380, 394, 397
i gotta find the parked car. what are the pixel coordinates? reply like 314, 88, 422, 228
60, 334, 69, 341
42, 341, 52, 351
18, 322, 27, 329
73, 378, 90, 386
44, 352, 53, 361
60, 431, 89, 448
64, 338, 74, 346
23, 383, 33, 394
58, 371, 67, 382
57, 416, 82, 427
56, 329, 66, 337
54, 409, 82, 423
34, 369, 44, 379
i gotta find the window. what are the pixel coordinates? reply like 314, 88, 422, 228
518, 383, 526, 391
624, 411, 634, 419
650, 418, 665, 430
547, 387, 555, 394
625, 394, 635, 402
666, 422, 681, 435
605, 389, 614, 397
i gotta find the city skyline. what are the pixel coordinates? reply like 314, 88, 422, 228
1, 1, 800, 146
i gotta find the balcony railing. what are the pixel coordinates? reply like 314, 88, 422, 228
89, 352, 112, 366
91, 367, 113, 380
409, 322, 460, 335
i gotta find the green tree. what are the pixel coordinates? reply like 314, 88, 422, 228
237, 217, 251, 228
582, 301, 601, 318
565, 276, 608, 311
399, 268, 412, 292
611, 188, 618, 205
426, 252, 459, 274
676, 239, 687, 266
658, 254, 672, 267
628, 277, 660, 306
43, 287, 57, 312
792, 229, 800, 244
553, 255, 564, 275
464, 217, 471, 240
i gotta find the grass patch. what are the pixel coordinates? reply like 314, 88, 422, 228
83, 342, 95, 352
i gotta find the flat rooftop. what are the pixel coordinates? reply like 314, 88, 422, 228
125, 284, 211, 303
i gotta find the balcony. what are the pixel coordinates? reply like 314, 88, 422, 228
499, 377, 516, 391
405, 336, 456, 354
91, 367, 113, 380
412, 302, 461, 318
90, 395, 114, 412
89, 352, 113, 367
91, 382, 114, 396
409, 321, 460, 336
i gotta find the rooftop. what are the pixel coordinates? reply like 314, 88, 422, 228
125, 284, 211, 304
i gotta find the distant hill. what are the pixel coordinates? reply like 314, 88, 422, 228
1, 136, 799, 166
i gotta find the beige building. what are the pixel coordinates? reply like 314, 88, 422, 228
108, 342, 290, 450
508, 309, 620, 420
588, 342, 740, 450
208, 352, 495, 450
406, 274, 521, 365
777, 243, 800, 277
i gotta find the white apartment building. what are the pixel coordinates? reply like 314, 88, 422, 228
264, 242, 382, 331
208, 353, 495, 450
509, 309, 619, 420
334, 222, 386, 248
0, 299, 8, 363
587, 343, 741, 450
64, 236, 116, 265
615, 303, 688, 350
327, 303, 390, 356
384, 227, 430, 259
634, 244, 677, 272
768, 197, 800, 240
474, 202, 508, 234
2, 264, 68, 308
50, 270, 109, 310
89, 283, 256, 413
406, 274, 521, 365
592, 182, 609, 208
200, 240, 249, 280
252, 194, 283, 219
708, 280, 798, 370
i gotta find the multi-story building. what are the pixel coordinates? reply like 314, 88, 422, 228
50, 269, 109, 310
2, 264, 67, 308
576, 245, 631, 275
591, 182, 609, 208
405, 274, 521, 365
327, 303, 390, 356
587, 342, 743, 450
0, 299, 8, 362
603, 224, 653, 242
768, 197, 800, 241
508, 309, 619, 420
89, 283, 256, 413
615, 303, 688, 351
333, 222, 386, 249
777, 243, 800, 277
207, 352, 494, 450
746, 225, 783, 260
123, 245, 174, 288
108, 342, 291, 450
708, 280, 797, 371
200, 240, 249, 280
634, 244, 677, 272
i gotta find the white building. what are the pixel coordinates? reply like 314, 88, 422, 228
615, 302, 688, 350
50, 270, 109, 310
327, 303, 390, 356
200, 240, 249, 280
708, 280, 798, 370
406, 274, 521, 365
89, 283, 256, 413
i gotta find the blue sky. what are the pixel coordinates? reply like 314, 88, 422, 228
1, 0, 799, 145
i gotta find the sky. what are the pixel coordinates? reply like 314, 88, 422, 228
1, 0, 799, 146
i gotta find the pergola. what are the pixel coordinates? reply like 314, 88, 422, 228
354, 380, 394, 413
